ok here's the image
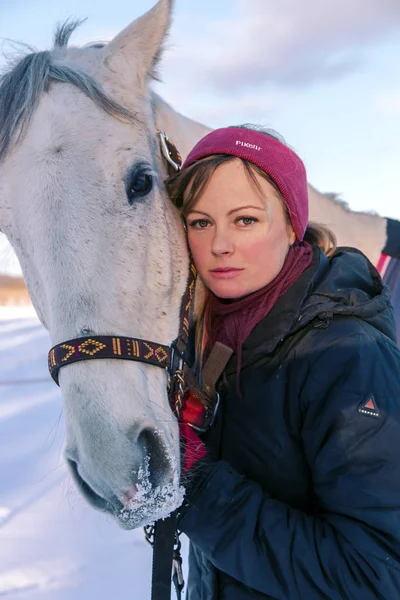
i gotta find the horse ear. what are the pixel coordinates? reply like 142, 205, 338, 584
105, 0, 174, 85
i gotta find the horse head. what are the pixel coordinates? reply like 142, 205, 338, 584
0, 0, 190, 528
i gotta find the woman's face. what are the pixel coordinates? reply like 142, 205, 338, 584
186, 159, 296, 299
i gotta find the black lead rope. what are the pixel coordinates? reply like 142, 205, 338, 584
172, 532, 184, 600
147, 510, 184, 600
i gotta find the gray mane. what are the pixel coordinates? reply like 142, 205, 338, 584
323, 192, 351, 211
0, 20, 136, 162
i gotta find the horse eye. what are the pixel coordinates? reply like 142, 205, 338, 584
127, 171, 153, 203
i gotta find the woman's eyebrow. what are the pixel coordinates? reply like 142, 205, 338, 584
227, 205, 265, 215
187, 209, 212, 217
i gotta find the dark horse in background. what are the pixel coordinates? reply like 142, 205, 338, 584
378, 219, 400, 340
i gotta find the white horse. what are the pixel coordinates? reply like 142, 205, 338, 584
0, 0, 391, 528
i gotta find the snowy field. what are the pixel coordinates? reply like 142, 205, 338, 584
0, 307, 187, 599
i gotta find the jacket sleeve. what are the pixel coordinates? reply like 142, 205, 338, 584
178, 330, 400, 599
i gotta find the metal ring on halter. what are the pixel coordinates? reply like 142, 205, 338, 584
157, 131, 182, 172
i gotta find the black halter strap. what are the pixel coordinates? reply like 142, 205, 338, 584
47, 261, 197, 385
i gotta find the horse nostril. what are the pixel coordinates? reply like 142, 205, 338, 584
136, 427, 172, 488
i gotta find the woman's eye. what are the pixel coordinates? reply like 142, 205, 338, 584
237, 217, 258, 226
127, 171, 153, 203
189, 219, 210, 229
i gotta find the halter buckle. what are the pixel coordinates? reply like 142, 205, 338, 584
188, 393, 220, 433
178, 388, 220, 433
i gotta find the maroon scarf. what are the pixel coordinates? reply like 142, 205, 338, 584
207, 242, 313, 370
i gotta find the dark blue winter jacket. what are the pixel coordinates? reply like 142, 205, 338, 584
178, 247, 400, 599
383, 256, 400, 342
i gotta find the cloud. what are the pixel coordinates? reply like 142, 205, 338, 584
155, 74, 289, 125
377, 91, 400, 117
163, 0, 400, 91
187, 90, 289, 127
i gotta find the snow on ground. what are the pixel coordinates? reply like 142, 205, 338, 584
0, 307, 188, 599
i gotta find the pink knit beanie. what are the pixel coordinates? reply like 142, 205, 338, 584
182, 127, 308, 241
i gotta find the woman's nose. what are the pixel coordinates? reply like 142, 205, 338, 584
211, 228, 234, 256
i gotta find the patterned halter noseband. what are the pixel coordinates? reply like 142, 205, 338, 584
47, 132, 195, 395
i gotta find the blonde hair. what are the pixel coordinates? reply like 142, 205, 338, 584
166, 127, 337, 363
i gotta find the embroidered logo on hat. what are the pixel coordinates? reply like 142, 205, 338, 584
358, 395, 380, 418
235, 140, 262, 151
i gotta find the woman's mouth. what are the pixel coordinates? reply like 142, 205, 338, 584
210, 268, 244, 279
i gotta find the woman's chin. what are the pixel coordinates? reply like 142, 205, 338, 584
208, 280, 249, 299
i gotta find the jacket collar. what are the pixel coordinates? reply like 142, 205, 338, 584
224, 245, 395, 377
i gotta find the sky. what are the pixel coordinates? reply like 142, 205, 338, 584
0, 0, 399, 274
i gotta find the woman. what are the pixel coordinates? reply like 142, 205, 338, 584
166, 125, 400, 599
